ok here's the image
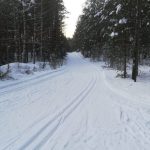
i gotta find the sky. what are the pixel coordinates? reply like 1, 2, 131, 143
63, 0, 86, 38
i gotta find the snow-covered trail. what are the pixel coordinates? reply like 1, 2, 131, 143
0, 52, 150, 150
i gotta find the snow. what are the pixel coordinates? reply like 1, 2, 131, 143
31, 0, 35, 3
94, 11, 102, 17
109, 11, 114, 15
0, 62, 64, 88
110, 32, 118, 37
105, 0, 110, 4
119, 18, 127, 24
0, 52, 150, 150
0, 63, 47, 80
116, 4, 121, 14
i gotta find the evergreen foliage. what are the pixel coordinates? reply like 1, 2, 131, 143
74, 0, 150, 81
0, 0, 69, 68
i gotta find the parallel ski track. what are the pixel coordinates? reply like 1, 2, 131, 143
3, 69, 98, 150
0, 67, 68, 98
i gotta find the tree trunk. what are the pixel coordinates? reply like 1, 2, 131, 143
22, 0, 27, 63
132, 0, 140, 82
40, 0, 43, 62
33, 6, 36, 65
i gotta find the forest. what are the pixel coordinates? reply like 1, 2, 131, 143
1, 0, 150, 82
1, 1, 150, 149
74, 0, 150, 82
0, 0, 69, 69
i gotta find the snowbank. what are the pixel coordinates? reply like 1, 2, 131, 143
101, 63, 150, 106
0, 62, 54, 80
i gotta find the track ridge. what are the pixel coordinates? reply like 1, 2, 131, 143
0, 68, 68, 97
34, 73, 98, 150
3, 71, 97, 150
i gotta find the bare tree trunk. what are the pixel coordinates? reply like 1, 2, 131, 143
33, 6, 36, 65
7, 45, 10, 72
132, 0, 140, 82
22, 0, 26, 63
17, 10, 22, 64
40, 0, 43, 62
123, 30, 127, 78
124, 45, 127, 78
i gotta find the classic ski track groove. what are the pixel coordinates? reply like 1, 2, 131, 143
19, 72, 97, 150
0, 67, 68, 97
1, 53, 150, 150
3, 68, 97, 150
34, 72, 98, 150
0, 67, 66, 90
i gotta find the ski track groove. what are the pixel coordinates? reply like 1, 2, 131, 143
3, 69, 97, 150
34, 72, 97, 150
0, 67, 66, 90
20, 72, 97, 150
1, 68, 69, 150
2, 54, 149, 150
0, 67, 68, 97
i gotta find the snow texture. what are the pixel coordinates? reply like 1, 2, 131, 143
110, 32, 118, 37
116, 4, 121, 14
119, 18, 127, 24
0, 52, 150, 150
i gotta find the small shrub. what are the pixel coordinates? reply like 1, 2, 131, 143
25, 69, 33, 75
0, 70, 10, 80
116, 72, 130, 78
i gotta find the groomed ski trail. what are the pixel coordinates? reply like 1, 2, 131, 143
1, 52, 150, 150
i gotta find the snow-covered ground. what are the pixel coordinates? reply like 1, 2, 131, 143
0, 52, 150, 150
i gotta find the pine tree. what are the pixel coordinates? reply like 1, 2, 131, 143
74, 0, 150, 81
0, 0, 68, 69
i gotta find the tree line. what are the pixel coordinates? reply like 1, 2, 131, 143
0, 0, 69, 69
74, 0, 150, 82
